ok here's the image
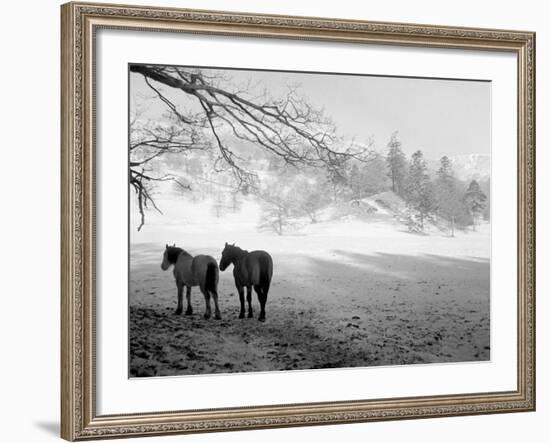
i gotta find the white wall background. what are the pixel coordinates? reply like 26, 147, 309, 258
0, 0, 546, 442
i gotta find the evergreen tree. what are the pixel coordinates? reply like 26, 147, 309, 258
348, 154, 390, 200
386, 132, 408, 196
435, 156, 464, 236
405, 150, 436, 231
479, 179, 491, 221
464, 180, 487, 231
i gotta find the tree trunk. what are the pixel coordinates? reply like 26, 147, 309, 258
451, 216, 455, 237
277, 211, 283, 236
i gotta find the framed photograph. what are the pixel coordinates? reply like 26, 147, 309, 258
61, 1, 536, 440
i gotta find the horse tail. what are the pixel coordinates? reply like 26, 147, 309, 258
258, 254, 272, 295
205, 262, 218, 293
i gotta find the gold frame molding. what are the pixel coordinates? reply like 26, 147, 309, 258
61, 1, 536, 440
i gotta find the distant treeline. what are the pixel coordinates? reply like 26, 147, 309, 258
255, 132, 488, 236
170, 133, 488, 237
384, 133, 488, 235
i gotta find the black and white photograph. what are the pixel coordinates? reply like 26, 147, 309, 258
128, 64, 491, 378
1, 0, 543, 440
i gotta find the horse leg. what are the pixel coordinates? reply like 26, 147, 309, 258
201, 287, 212, 319
237, 286, 245, 319
254, 285, 267, 322
174, 281, 184, 315
246, 286, 253, 318
211, 289, 221, 320
184, 286, 193, 315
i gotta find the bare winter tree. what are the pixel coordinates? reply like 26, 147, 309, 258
257, 182, 297, 236
129, 64, 374, 229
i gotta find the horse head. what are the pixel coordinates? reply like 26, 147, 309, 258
219, 242, 236, 271
161, 244, 179, 271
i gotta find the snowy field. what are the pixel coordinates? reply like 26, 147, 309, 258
129, 194, 490, 377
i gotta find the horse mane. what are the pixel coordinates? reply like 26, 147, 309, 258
224, 245, 247, 263
227, 244, 247, 255
166, 246, 190, 264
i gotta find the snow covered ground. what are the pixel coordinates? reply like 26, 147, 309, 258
129, 194, 490, 377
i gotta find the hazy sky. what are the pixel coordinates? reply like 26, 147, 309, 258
131, 67, 490, 160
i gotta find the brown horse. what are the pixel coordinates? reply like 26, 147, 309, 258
219, 243, 273, 322
161, 244, 221, 320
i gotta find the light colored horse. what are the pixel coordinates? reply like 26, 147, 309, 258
161, 244, 221, 320
219, 243, 273, 322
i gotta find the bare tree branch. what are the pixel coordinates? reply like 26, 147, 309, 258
129, 64, 375, 230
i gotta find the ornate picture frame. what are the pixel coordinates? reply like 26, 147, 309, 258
61, 1, 535, 440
